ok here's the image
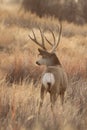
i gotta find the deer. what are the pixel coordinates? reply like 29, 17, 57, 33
28, 22, 68, 116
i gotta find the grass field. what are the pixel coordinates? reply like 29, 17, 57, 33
0, 3, 87, 130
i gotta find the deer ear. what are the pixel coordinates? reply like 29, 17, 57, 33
38, 48, 46, 55
38, 48, 50, 56
38, 48, 43, 52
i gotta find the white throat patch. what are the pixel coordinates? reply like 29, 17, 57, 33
42, 73, 55, 89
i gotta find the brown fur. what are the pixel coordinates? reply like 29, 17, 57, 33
38, 65, 68, 115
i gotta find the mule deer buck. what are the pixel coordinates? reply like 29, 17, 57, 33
29, 22, 68, 115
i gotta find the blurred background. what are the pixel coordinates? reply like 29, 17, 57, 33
0, 0, 87, 24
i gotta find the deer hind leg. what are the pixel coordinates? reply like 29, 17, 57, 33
60, 91, 65, 105
50, 93, 58, 129
50, 94, 57, 116
38, 85, 45, 116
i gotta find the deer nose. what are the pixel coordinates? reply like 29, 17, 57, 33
36, 61, 40, 65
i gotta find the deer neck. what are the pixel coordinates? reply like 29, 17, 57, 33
46, 63, 61, 68
46, 64, 61, 68
46, 57, 61, 67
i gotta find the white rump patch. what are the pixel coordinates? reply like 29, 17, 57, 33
42, 73, 55, 89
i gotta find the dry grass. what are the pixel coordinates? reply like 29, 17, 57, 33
0, 3, 87, 130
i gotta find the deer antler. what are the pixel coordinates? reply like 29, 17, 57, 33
51, 22, 62, 52
44, 22, 62, 53
28, 22, 62, 52
44, 29, 56, 46
28, 28, 46, 50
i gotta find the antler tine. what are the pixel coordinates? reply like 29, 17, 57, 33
28, 29, 36, 41
51, 22, 62, 53
38, 27, 46, 50
28, 29, 46, 50
57, 22, 62, 47
44, 35, 53, 46
44, 29, 56, 47
49, 29, 56, 45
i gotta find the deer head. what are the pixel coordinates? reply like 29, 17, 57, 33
28, 22, 62, 67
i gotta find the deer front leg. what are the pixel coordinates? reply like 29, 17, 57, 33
38, 85, 45, 115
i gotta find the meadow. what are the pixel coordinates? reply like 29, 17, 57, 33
0, 3, 87, 130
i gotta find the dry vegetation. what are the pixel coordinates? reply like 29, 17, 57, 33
0, 3, 87, 130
